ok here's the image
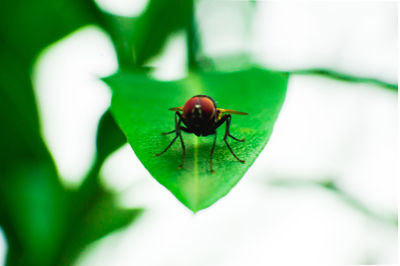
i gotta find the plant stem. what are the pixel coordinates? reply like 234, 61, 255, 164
290, 68, 397, 91
187, 0, 200, 70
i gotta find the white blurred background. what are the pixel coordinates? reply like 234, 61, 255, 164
1, 1, 397, 265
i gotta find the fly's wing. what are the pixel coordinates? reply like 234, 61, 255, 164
217, 108, 248, 116
168, 106, 183, 112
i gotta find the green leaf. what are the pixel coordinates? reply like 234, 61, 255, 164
56, 193, 143, 265
95, 14, 137, 68
0, 0, 100, 60
0, 163, 71, 266
96, 110, 127, 162
0, 46, 48, 176
0, 1, 142, 264
131, 0, 192, 66
96, 0, 192, 69
106, 68, 288, 212
0, 0, 103, 177
74, 196, 142, 249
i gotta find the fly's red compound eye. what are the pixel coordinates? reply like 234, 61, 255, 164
183, 96, 216, 120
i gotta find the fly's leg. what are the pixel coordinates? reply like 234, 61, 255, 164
177, 114, 186, 169
223, 115, 245, 163
155, 112, 186, 169
228, 134, 245, 142
155, 115, 179, 156
155, 135, 178, 156
161, 126, 190, 135
161, 129, 176, 135
211, 114, 245, 142
209, 132, 217, 173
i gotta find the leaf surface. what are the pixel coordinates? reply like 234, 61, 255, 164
107, 68, 288, 211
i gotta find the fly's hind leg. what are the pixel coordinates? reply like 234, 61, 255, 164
228, 133, 245, 142
222, 115, 245, 163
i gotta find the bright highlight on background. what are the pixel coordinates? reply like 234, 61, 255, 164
33, 26, 117, 186
94, 0, 148, 17
0, 229, 5, 265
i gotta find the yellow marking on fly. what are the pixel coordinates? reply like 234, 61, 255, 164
169, 106, 183, 112
217, 108, 248, 120
217, 108, 248, 116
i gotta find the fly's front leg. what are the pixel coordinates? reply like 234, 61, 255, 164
211, 115, 243, 142
162, 127, 191, 135
155, 112, 186, 170
228, 133, 245, 142
175, 112, 186, 169
222, 115, 245, 163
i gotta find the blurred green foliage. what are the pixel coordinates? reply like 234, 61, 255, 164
0, 0, 397, 265
0, 0, 194, 264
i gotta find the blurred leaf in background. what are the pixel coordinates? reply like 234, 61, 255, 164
0, 0, 98, 263
95, 0, 193, 68
0, 0, 202, 263
0, 0, 145, 265
1, 0, 397, 264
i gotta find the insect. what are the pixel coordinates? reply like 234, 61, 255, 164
155, 95, 248, 173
